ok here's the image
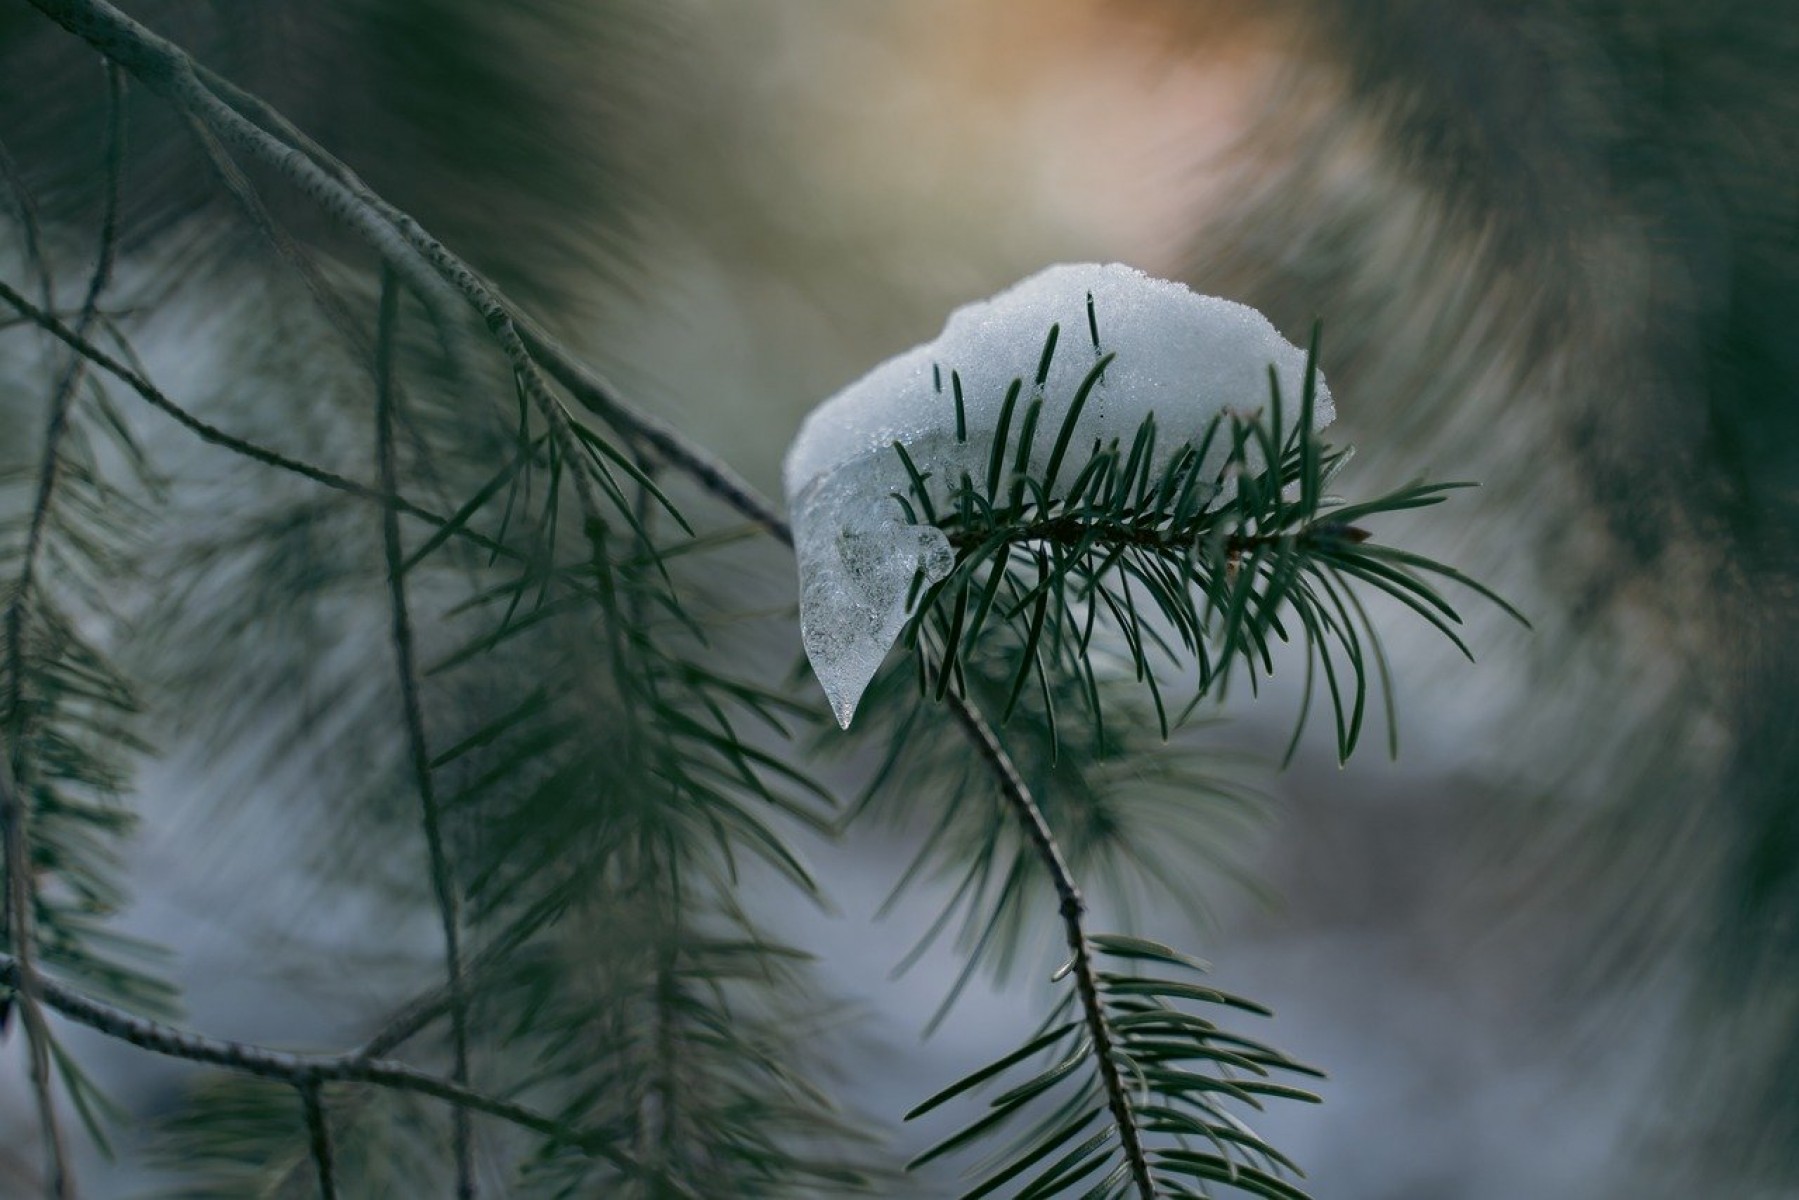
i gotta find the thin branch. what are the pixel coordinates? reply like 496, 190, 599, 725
25, 0, 614, 557
181, 109, 372, 362
946, 696, 1156, 1199
354, 962, 478, 1066
186, 61, 476, 379
0, 951, 649, 1175
180, 96, 471, 544
354, 928, 528, 1062
185, 70, 786, 540
126, 4, 766, 549
948, 511, 1369, 557
34, 0, 780, 558
298, 1078, 337, 1200
376, 269, 475, 1199
0, 277, 515, 563
0, 131, 54, 313
516, 320, 792, 542
630, 464, 686, 1183
0, 308, 102, 333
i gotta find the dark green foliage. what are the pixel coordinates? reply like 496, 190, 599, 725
864, 325, 1520, 1197
152, 1077, 449, 1199
503, 914, 883, 1198
1, 62, 176, 1163
896, 334, 1520, 764
841, 659, 1269, 1026
905, 936, 1320, 1200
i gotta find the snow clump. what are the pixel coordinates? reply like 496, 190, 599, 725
784, 262, 1332, 729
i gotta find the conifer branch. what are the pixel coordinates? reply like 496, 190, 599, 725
948, 697, 1157, 1199
375, 270, 475, 1199
0, 278, 514, 563
8, 11, 1513, 1198
532, 321, 1140, 1196
188, 47, 777, 543
1, 63, 126, 1196
23, 0, 616, 562
0, 950, 649, 1175
517, 322, 793, 543
181, 110, 372, 363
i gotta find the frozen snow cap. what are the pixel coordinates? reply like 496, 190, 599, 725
784, 262, 1332, 728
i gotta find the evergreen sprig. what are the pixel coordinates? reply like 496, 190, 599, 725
906, 934, 1321, 1200
896, 334, 1524, 764
880, 327, 1522, 1198
838, 657, 1267, 1031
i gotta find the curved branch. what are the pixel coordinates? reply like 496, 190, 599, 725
24, 0, 613, 550
0, 951, 644, 1175
945, 696, 1156, 1199
375, 271, 475, 1199
0, 278, 516, 564
297, 1078, 337, 1200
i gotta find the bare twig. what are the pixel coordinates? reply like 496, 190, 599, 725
298, 1078, 337, 1200
376, 270, 475, 1199
0, 278, 515, 564
0, 950, 643, 1173
181, 110, 372, 361
946, 697, 1155, 1198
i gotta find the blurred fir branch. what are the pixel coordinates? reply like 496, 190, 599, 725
2, 49, 172, 1198
1184, 4, 1799, 1186
5, 0, 867, 1191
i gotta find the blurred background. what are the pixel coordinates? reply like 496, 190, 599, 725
2, 0, 1795, 1195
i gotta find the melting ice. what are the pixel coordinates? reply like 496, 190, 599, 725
784, 262, 1333, 729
